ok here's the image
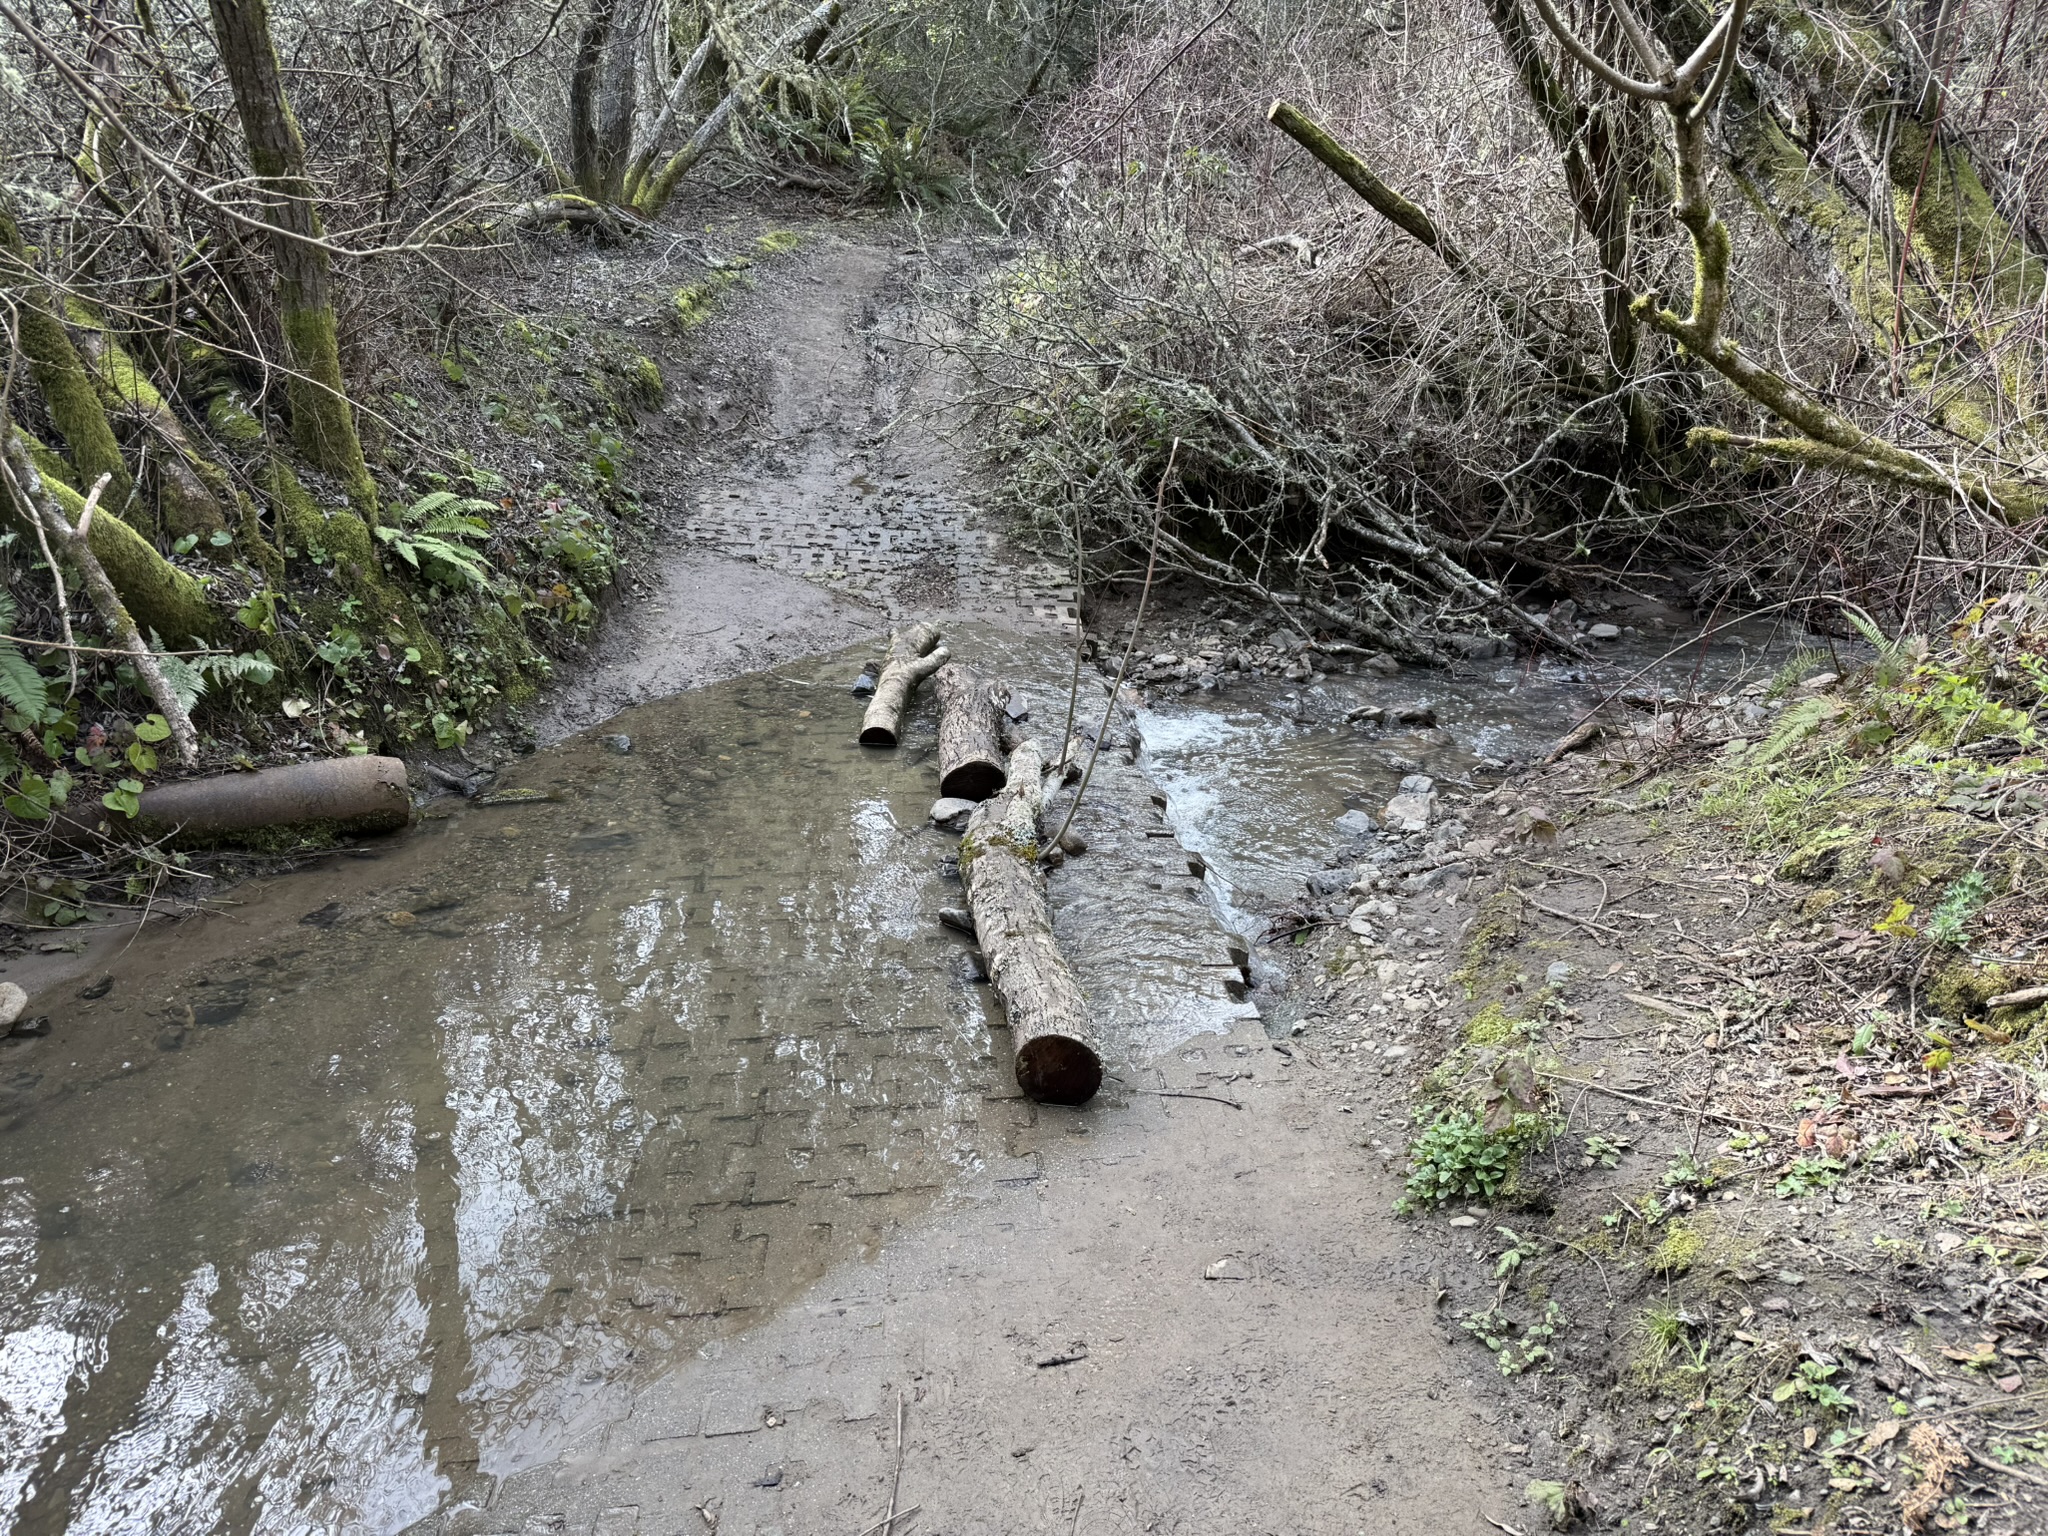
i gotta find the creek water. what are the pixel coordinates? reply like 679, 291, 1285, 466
0, 619, 1815, 1534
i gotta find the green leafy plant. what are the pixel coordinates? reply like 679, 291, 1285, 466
1463, 1299, 1563, 1374
1775, 1155, 1844, 1199
1401, 1110, 1552, 1210
376, 490, 497, 589
1773, 1358, 1857, 1413
1582, 1134, 1627, 1169
0, 592, 54, 726
1926, 871, 1990, 946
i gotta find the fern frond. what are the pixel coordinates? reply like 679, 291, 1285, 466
0, 646, 50, 719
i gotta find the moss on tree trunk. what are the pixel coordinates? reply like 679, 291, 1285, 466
207, 0, 378, 519
0, 202, 135, 513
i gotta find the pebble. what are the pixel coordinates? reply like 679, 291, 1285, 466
1447, 1215, 1479, 1228
938, 908, 977, 936
929, 797, 976, 831
1334, 809, 1377, 837
0, 983, 25, 1031
1204, 1257, 1252, 1281
1588, 622, 1621, 640
603, 734, 633, 754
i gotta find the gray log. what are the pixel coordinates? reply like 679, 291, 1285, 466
859, 622, 947, 747
960, 738, 1101, 1105
935, 662, 1011, 801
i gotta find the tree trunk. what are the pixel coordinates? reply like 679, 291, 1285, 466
935, 662, 1010, 801
959, 738, 1101, 1105
633, 0, 842, 217
207, 0, 377, 516
570, 0, 640, 201
858, 622, 948, 747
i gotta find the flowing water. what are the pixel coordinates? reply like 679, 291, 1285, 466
0, 618, 1820, 1534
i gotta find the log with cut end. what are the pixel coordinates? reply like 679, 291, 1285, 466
960, 738, 1101, 1105
935, 662, 1011, 801
859, 622, 947, 747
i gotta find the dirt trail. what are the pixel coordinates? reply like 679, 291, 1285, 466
534, 230, 1073, 743
418, 228, 1526, 1534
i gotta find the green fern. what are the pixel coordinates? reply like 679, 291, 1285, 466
144, 633, 277, 714
1749, 695, 1838, 766
377, 490, 497, 589
0, 592, 54, 723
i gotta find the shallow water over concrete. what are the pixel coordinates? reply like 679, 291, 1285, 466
0, 633, 1257, 1536
0, 615, 1823, 1533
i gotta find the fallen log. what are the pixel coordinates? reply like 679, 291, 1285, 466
859, 622, 947, 747
935, 662, 1010, 801
960, 738, 1101, 1105
137, 755, 413, 843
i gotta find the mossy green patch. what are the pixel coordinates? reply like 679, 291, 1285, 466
1455, 887, 1526, 995
1648, 1219, 1703, 1277
1465, 1002, 1522, 1047
755, 230, 805, 255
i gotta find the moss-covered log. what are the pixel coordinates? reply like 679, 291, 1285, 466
0, 201, 134, 512
64, 302, 229, 539
2, 427, 222, 645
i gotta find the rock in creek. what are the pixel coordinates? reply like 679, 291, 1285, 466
1382, 774, 1438, 833
938, 907, 978, 937
929, 797, 977, 832
1334, 809, 1378, 837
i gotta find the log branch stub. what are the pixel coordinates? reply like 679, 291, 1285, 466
960, 738, 1101, 1105
859, 622, 946, 747
935, 662, 1011, 801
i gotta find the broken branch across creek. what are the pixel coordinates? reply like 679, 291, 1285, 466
959, 737, 1102, 1105
859, 622, 947, 747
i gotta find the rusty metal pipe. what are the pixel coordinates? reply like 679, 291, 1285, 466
136, 755, 413, 841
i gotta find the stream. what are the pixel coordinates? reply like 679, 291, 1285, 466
0, 619, 1815, 1533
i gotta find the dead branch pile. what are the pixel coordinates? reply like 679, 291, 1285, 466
951, 0, 2048, 650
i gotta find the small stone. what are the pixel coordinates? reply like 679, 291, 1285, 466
0, 983, 27, 1030
1056, 830, 1086, 856
938, 907, 977, 937
1447, 1215, 1479, 1228
79, 975, 113, 1001
1204, 1257, 1251, 1281
1334, 809, 1377, 837
603, 734, 633, 754
1588, 622, 1621, 640
929, 797, 976, 831
1545, 962, 1573, 986
851, 664, 880, 697
1360, 651, 1400, 677
1799, 672, 1839, 692
1383, 1044, 1413, 1060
